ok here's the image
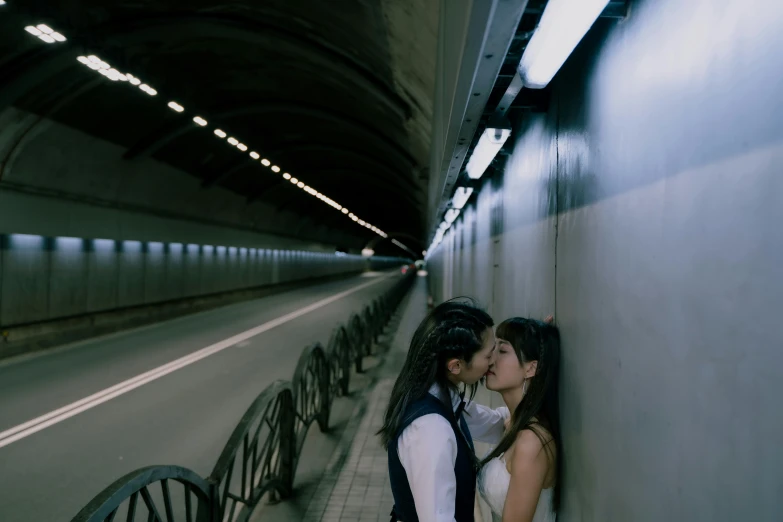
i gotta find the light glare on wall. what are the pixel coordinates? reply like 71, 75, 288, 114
55, 237, 83, 250
9, 234, 45, 249
122, 240, 142, 252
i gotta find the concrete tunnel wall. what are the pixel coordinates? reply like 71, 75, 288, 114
428, 0, 783, 520
0, 233, 399, 331
0, 105, 409, 352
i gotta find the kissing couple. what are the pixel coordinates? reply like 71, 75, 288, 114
378, 299, 561, 522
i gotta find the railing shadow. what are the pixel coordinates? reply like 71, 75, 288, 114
70, 272, 414, 522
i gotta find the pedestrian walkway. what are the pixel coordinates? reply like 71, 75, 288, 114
302, 277, 428, 522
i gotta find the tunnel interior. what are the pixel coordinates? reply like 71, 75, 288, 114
0, 1, 781, 522
0, 0, 437, 256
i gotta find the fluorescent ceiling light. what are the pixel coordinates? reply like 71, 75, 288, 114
445, 208, 461, 224
37, 24, 53, 34
139, 84, 157, 95
168, 101, 184, 112
465, 125, 511, 180
193, 116, 208, 126
227, 137, 239, 146
250, 152, 260, 160
38, 34, 56, 43
518, 0, 610, 89
261, 159, 271, 166
297, 182, 305, 188
214, 129, 227, 138
25, 26, 43, 36
237, 143, 248, 151
283, 173, 291, 180
342, 208, 349, 214
51, 32, 66, 42
361, 248, 374, 258
290, 177, 298, 184
271, 166, 281, 173
451, 187, 474, 209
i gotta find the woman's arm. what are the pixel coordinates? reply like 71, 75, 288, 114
462, 402, 510, 444
398, 414, 459, 522
502, 429, 550, 522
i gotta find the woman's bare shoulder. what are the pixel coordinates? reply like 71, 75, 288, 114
509, 425, 555, 464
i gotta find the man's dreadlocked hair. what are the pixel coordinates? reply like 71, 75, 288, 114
377, 298, 493, 448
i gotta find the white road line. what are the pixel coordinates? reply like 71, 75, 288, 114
0, 273, 395, 449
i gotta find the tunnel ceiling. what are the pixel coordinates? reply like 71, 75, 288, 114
0, 0, 438, 255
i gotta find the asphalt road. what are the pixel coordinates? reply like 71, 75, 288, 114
0, 271, 401, 522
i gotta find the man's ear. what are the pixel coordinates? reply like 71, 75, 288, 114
447, 357, 462, 375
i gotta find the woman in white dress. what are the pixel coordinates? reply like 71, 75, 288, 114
476, 317, 562, 522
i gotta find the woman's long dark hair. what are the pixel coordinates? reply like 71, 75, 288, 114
377, 298, 493, 449
480, 317, 563, 513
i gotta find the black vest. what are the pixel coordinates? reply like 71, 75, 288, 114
387, 393, 476, 522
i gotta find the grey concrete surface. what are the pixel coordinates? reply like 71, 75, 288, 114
0, 272, 401, 522
428, 0, 783, 520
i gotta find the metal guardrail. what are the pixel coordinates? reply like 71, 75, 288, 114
70, 272, 414, 522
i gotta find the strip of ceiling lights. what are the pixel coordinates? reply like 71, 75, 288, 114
2, 3, 412, 255
425, 0, 611, 257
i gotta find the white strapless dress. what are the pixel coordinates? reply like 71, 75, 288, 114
477, 453, 556, 522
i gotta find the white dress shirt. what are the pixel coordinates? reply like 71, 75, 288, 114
396, 384, 510, 522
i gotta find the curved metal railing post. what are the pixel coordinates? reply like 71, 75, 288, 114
70, 466, 215, 522
207, 381, 294, 522
327, 325, 351, 397
348, 313, 366, 373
